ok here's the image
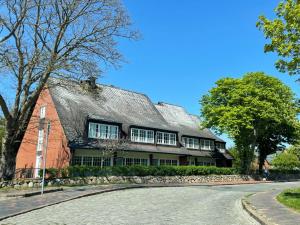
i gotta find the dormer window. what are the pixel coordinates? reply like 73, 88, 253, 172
156, 131, 176, 146
216, 142, 226, 152
88, 122, 118, 139
200, 139, 214, 150
131, 128, 154, 143
182, 137, 199, 149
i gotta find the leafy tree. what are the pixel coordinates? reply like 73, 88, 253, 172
201, 72, 299, 174
0, 0, 138, 179
257, 0, 300, 75
272, 151, 300, 170
286, 144, 300, 160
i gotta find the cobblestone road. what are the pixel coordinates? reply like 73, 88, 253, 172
2, 182, 300, 225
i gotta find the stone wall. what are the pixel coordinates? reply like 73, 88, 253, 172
1, 174, 299, 189
0, 175, 254, 189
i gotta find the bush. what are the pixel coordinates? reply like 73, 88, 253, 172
272, 152, 300, 170
53, 165, 237, 178
38, 168, 59, 179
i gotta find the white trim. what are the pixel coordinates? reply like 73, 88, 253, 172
131, 128, 154, 144
40, 106, 46, 119
88, 122, 119, 140
156, 131, 176, 146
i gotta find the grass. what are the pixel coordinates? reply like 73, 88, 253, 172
277, 187, 300, 212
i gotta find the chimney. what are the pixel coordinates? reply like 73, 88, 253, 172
87, 76, 97, 89
80, 76, 97, 90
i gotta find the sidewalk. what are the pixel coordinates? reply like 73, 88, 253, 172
0, 180, 270, 221
243, 188, 300, 225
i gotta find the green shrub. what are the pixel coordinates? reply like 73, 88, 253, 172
55, 165, 237, 178
38, 168, 59, 179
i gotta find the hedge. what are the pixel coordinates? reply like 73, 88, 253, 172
42, 165, 238, 178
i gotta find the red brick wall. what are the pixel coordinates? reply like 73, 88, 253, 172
16, 88, 71, 171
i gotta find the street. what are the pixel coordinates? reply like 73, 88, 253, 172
1, 182, 300, 225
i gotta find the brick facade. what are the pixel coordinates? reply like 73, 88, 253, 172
16, 88, 71, 173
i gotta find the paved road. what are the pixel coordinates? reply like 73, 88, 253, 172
1, 182, 300, 225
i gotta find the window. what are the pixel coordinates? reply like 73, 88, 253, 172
159, 159, 178, 166
82, 156, 93, 166
123, 158, 148, 166
72, 156, 111, 166
156, 132, 176, 146
131, 128, 154, 143
72, 156, 82, 165
196, 161, 216, 166
182, 137, 199, 149
88, 122, 119, 140
93, 157, 111, 167
200, 139, 214, 150
40, 106, 46, 119
36, 129, 44, 152
216, 142, 226, 151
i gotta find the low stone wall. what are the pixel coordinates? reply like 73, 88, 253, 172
1, 173, 300, 189
0, 175, 257, 189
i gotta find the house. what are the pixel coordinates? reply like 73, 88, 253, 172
16, 78, 233, 177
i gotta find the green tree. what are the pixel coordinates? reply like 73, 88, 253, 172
201, 72, 299, 174
272, 152, 300, 170
257, 0, 300, 75
286, 144, 300, 160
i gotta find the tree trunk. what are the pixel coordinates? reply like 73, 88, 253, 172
0, 134, 19, 180
258, 150, 266, 175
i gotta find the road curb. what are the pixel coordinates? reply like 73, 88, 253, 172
5, 188, 63, 198
241, 194, 276, 225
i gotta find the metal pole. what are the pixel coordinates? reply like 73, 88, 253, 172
41, 121, 51, 195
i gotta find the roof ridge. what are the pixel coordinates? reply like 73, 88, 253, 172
155, 101, 185, 108
98, 83, 149, 97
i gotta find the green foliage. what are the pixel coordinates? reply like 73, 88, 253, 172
38, 168, 59, 179
62, 165, 237, 178
286, 144, 300, 160
272, 152, 300, 170
201, 72, 299, 174
257, 0, 300, 75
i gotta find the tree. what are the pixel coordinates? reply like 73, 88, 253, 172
272, 151, 300, 170
92, 138, 129, 168
201, 72, 299, 174
286, 144, 300, 160
0, 118, 5, 157
257, 0, 300, 75
0, 0, 138, 179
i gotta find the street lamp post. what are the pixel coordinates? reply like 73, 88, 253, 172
41, 121, 51, 195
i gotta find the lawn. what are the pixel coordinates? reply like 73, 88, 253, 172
277, 188, 300, 212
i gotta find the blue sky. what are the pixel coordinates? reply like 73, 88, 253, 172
100, 0, 300, 147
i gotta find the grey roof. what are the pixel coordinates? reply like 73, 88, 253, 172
49, 79, 226, 144
155, 102, 223, 141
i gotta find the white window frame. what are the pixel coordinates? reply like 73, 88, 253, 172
36, 129, 44, 152
123, 158, 148, 166
200, 139, 215, 150
156, 131, 176, 146
88, 122, 119, 140
216, 142, 226, 150
182, 137, 199, 149
131, 128, 154, 144
40, 106, 46, 119
159, 159, 178, 166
